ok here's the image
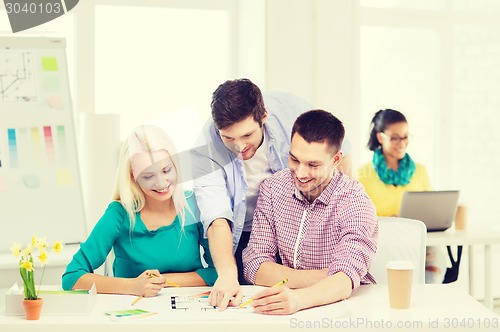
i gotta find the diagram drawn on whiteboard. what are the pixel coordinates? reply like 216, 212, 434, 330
0, 50, 38, 102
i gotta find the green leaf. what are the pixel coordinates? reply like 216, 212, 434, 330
20, 266, 37, 300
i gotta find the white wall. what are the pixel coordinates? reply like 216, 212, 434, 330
265, 0, 361, 165
1, 0, 499, 301
264, 0, 500, 302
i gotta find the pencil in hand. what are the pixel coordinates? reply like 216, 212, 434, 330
165, 280, 180, 288
131, 296, 143, 306
270, 278, 289, 288
239, 278, 289, 308
131, 272, 168, 305
147, 272, 180, 287
130, 272, 153, 306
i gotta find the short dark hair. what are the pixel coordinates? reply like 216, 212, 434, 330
211, 78, 266, 130
367, 109, 407, 151
291, 109, 345, 154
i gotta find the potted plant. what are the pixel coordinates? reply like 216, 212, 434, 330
10, 236, 63, 320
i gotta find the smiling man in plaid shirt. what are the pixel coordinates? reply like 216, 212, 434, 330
242, 110, 378, 315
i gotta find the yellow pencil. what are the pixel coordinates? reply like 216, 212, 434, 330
239, 278, 289, 308
147, 272, 179, 287
131, 296, 143, 306
136, 312, 157, 319
270, 278, 289, 288
165, 280, 180, 288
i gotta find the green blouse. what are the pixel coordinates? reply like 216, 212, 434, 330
62, 191, 217, 290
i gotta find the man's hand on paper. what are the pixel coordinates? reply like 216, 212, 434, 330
209, 274, 243, 311
251, 286, 302, 315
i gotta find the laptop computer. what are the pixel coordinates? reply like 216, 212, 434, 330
399, 191, 460, 232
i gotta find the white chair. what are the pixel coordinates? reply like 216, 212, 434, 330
103, 249, 114, 277
369, 217, 427, 284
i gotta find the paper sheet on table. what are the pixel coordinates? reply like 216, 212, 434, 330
104, 286, 350, 322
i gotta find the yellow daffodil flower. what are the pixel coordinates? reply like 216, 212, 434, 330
23, 246, 32, 256
53, 241, 63, 253
31, 235, 39, 247
38, 251, 48, 266
20, 260, 33, 272
10, 243, 22, 257
36, 238, 48, 251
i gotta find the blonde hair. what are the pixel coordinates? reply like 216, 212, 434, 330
112, 126, 191, 232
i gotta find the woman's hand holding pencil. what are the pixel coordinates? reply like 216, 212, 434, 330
131, 270, 182, 305
131, 270, 165, 300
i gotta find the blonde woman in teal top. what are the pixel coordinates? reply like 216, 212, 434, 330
62, 125, 217, 296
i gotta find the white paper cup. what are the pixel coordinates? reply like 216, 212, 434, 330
454, 204, 468, 230
386, 260, 414, 309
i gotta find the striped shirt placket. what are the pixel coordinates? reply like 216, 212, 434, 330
293, 207, 310, 269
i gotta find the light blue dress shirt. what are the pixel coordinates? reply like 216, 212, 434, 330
191, 91, 349, 250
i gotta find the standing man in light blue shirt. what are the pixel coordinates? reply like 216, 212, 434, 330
191, 78, 352, 311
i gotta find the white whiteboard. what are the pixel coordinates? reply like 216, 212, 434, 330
0, 37, 86, 252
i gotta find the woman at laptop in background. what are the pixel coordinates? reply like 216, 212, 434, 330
357, 109, 446, 284
62, 125, 217, 296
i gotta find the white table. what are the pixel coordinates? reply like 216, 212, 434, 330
426, 226, 500, 309
1, 284, 498, 332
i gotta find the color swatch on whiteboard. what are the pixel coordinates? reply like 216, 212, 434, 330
8, 128, 19, 168
23, 174, 40, 189
56, 126, 68, 164
42, 57, 58, 71
42, 76, 60, 91
18, 127, 28, 165
43, 126, 55, 164
56, 169, 72, 186
47, 97, 64, 109
31, 127, 42, 165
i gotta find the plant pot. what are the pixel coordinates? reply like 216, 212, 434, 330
23, 298, 43, 320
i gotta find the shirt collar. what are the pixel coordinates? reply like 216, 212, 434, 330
292, 171, 340, 205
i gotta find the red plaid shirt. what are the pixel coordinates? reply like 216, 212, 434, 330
243, 169, 378, 289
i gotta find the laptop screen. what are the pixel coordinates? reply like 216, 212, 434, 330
399, 191, 460, 232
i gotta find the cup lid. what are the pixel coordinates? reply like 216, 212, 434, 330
386, 260, 415, 270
